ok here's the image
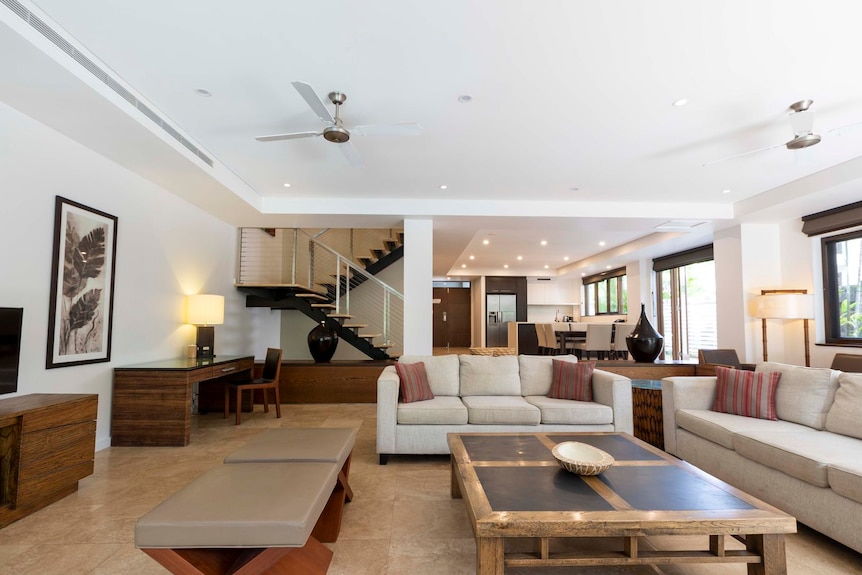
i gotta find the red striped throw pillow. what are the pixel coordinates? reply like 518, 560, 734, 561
548, 360, 594, 401
395, 362, 434, 403
712, 366, 780, 420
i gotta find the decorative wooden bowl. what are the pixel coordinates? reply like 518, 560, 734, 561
552, 441, 615, 475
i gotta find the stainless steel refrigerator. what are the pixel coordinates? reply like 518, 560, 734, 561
486, 294, 516, 347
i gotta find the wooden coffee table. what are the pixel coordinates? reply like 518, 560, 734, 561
448, 432, 796, 575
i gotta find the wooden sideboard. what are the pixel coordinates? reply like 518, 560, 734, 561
112, 355, 253, 447
0, 393, 98, 529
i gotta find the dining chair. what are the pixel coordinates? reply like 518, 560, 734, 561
610, 323, 636, 359
542, 323, 560, 355
572, 324, 613, 360
534, 323, 547, 354
225, 347, 282, 425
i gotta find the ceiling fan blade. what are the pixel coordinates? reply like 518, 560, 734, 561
827, 120, 862, 136
255, 131, 321, 142
338, 141, 363, 168
291, 81, 335, 124
351, 123, 422, 137
702, 142, 786, 167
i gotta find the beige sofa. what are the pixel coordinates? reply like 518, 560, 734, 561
662, 361, 862, 554
377, 354, 633, 464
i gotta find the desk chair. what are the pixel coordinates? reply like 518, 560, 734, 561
225, 347, 282, 425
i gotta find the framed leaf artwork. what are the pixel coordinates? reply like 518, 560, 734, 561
46, 196, 118, 368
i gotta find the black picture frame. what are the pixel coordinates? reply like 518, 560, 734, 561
46, 196, 118, 369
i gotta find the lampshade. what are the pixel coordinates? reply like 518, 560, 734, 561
752, 293, 814, 319
186, 294, 224, 326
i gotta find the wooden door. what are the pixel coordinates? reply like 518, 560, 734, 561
433, 288, 471, 348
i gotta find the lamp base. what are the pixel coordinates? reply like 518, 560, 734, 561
196, 326, 215, 358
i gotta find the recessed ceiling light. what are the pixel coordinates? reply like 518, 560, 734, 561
563, 256, 569, 261
458, 94, 472, 103
283, 183, 291, 188
672, 98, 688, 107
469, 255, 475, 260
606, 265, 612, 269
440, 185, 448, 189
581, 273, 586, 277
722, 189, 731, 194
461, 264, 466, 268
195, 88, 212, 97
503, 264, 509, 269
599, 241, 606, 246
482, 239, 490, 245
544, 265, 549, 269
517, 256, 523, 261
540, 240, 548, 246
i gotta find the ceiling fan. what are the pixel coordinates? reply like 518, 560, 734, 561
702, 99, 861, 166
255, 81, 421, 168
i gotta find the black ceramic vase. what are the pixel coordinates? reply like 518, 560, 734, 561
626, 304, 664, 363
308, 321, 338, 363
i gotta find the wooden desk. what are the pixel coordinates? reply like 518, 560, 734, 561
112, 355, 253, 447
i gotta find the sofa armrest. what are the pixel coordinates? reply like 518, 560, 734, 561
661, 376, 717, 456
376, 365, 400, 456
592, 369, 633, 435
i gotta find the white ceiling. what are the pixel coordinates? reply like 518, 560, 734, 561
7, 0, 862, 277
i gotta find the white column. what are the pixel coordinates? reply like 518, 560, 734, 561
403, 219, 433, 355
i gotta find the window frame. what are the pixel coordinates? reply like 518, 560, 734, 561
821, 228, 862, 346
582, 267, 627, 316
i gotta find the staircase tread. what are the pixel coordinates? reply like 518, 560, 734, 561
295, 293, 329, 300
311, 303, 337, 308
342, 324, 368, 329
327, 313, 353, 318
359, 333, 382, 339
375, 344, 395, 349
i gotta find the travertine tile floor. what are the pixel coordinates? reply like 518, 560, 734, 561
0, 403, 860, 574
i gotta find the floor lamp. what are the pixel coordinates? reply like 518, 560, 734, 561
752, 289, 814, 367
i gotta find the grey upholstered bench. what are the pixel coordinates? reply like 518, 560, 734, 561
135, 462, 338, 575
224, 427, 357, 542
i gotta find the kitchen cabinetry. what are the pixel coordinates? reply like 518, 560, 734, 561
0, 394, 97, 528
527, 279, 576, 305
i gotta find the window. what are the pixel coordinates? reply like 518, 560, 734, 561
583, 268, 627, 316
822, 230, 862, 344
654, 245, 716, 361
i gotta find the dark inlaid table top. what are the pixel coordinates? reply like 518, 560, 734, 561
447, 432, 796, 540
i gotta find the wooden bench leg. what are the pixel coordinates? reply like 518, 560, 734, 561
141, 536, 333, 575
311, 452, 353, 543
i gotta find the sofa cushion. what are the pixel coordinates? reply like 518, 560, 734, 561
395, 362, 434, 403
396, 396, 468, 425
828, 461, 862, 505
460, 395, 540, 425
675, 409, 810, 450
733, 429, 862, 488
711, 366, 779, 420
825, 372, 862, 440
519, 354, 577, 396
756, 362, 838, 429
459, 355, 521, 396
524, 396, 613, 425
399, 355, 459, 396
548, 360, 594, 401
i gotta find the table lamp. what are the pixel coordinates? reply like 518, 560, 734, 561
187, 294, 224, 358
752, 290, 814, 366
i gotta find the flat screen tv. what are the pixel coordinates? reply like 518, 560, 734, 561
0, 307, 23, 395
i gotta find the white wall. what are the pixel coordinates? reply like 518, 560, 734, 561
402, 219, 433, 354
0, 102, 276, 450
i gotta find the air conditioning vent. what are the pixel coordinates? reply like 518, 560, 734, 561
0, 0, 213, 167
